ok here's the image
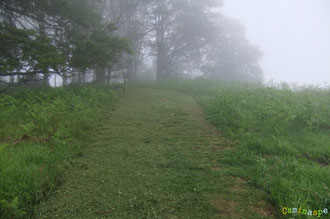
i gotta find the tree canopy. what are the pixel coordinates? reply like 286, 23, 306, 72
0, 0, 130, 88
0, 0, 264, 89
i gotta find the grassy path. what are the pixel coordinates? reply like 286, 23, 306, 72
35, 89, 276, 218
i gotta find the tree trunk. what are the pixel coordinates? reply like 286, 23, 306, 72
54, 74, 57, 87
41, 76, 50, 87
62, 72, 69, 86
107, 70, 112, 84
83, 71, 87, 84
79, 70, 86, 84
71, 71, 80, 84
38, 13, 51, 87
155, 12, 167, 80
156, 44, 167, 80
95, 67, 106, 83
133, 52, 139, 81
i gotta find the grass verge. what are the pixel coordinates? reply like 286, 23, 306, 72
0, 85, 118, 218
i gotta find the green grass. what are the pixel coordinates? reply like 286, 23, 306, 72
2, 79, 329, 218
204, 83, 330, 214
36, 88, 275, 218
132, 79, 330, 218
0, 85, 118, 218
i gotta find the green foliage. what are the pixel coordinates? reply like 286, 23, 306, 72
0, 85, 117, 139
0, 24, 64, 75
0, 0, 131, 85
0, 85, 118, 218
71, 24, 132, 71
0, 197, 25, 218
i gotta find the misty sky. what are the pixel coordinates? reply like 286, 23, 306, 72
222, 0, 330, 85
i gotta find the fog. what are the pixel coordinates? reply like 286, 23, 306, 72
2, 0, 330, 90
223, 0, 330, 85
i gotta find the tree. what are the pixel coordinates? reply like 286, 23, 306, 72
201, 17, 263, 82
146, 0, 220, 79
0, 23, 64, 85
1, 0, 264, 88
92, 0, 151, 82
0, 0, 130, 89
70, 23, 131, 83
145, 0, 262, 82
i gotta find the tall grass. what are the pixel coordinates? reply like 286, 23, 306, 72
134, 79, 330, 216
205, 83, 330, 212
0, 85, 118, 218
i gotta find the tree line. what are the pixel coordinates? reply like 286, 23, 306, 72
0, 0, 263, 90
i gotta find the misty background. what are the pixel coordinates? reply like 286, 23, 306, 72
223, 0, 330, 85
1, 1, 330, 217
1, 0, 330, 89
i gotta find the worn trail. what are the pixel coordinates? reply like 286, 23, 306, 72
36, 89, 274, 218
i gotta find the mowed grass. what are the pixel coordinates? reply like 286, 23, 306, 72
3, 80, 329, 218
132, 79, 330, 218
36, 89, 276, 218
0, 85, 118, 218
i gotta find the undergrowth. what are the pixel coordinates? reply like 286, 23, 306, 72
0, 85, 118, 218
